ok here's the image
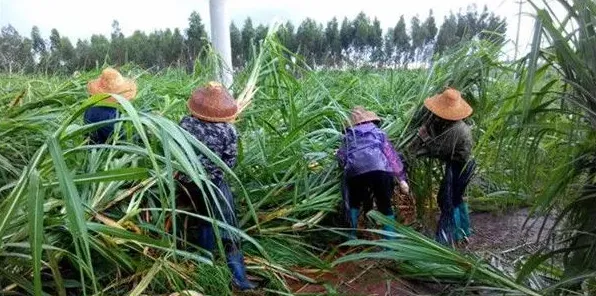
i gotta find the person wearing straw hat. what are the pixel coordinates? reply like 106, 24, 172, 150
176, 82, 257, 291
337, 106, 409, 240
84, 67, 137, 144
410, 88, 476, 246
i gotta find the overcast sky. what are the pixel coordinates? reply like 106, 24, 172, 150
1, 0, 541, 58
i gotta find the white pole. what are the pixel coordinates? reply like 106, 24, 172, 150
209, 0, 233, 88
513, 0, 523, 61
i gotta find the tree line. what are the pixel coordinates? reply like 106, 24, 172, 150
0, 5, 506, 74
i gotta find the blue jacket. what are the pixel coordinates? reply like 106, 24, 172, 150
83, 106, 119, 144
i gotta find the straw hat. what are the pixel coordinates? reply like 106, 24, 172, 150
350, 106, 381, 126
423, 88, 473, 121
87, 68, 137, 103
187, 81, 237, 123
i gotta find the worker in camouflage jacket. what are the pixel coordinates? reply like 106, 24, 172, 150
177, 82, 257, 291
410, 88, 476, 246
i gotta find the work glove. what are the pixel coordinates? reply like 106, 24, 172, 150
399, 180, 410, 194
418, 125, 431, 142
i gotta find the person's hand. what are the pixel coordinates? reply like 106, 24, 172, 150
399, 180, 410, 194
418, 125, 430, 142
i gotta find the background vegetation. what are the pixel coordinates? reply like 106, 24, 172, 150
0, 5, 505, 73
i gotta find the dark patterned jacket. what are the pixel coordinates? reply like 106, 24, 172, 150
178, 116, 238, 183
411, 119, 473, 163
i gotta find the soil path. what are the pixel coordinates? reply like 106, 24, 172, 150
467, 208, 554, 254
285, 208, 553, 296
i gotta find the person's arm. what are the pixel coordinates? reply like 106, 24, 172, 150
455, 123, 473, 162
382, 135, 410, 193
336, 142, 347, 168
382, 135, 406, 181
420, 123, 456, 160
408, 124, 431, 158
222, 125, 238, 169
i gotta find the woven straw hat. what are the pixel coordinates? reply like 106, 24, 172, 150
423, 88, 473, 121
187, 81, 237, 123
87, 68, 137, 103
350, 106, 381, 126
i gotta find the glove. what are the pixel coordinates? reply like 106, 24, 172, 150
418, 125, 430, 142
399, 180, 410, 194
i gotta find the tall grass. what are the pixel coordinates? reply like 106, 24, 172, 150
341, 1, 596, 295
520, 0, 596, 287
0, 5, 594, 293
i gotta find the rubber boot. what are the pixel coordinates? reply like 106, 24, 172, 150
349, 208, 360, 240
453, 206, 463, 241
226, 249, 257, 291
458, 203, 472, 238
197, 224, 215, 252
381, 214, 398, 240
459, 201, 472, 236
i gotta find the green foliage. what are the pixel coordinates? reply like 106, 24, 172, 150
185, 11, 208, 63
522, 0, 596, 284
0, 3, 594, 294
436, 5, 507, 55
1, 6, 508, 74
324, 17, 342, 66
241, 17, 256, 63
229, 22, 243, 68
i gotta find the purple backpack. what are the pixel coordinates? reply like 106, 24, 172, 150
341, 123, 392, 177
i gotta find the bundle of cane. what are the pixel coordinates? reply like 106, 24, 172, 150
233, 33, 265, 120
393, 186, 417, 225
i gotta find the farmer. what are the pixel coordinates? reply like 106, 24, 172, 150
337, 106, 409, 240
84, 68, 136, 144
409, 88, 476, 245
176, 82, 257, 291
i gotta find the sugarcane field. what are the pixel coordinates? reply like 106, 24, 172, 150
1, 0, 595, 295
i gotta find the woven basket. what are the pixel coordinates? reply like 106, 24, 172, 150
393, 187, 417, 225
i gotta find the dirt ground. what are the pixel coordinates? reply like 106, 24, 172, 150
284, 208, 554, 296
286, 255, 445, 295
466, 208, 555, 254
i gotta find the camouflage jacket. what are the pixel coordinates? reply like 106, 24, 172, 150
178, 116, 238, 183
411, 119, 473, 163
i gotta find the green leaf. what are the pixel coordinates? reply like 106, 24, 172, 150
127, 261, 162, 296
48, 137, 97, 293
86, 222, 212, 264
28, 169, 44, 296
72, 168, 149, 184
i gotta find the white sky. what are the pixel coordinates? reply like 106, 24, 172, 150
0, 0, 541, 58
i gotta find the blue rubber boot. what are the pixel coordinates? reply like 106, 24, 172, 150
226, 249, 257, 291
349, 208, 360, 240
381, 214, 398, 240
197, 224, 215, 252
458, 203, 472, 238
453, 206, 463, 241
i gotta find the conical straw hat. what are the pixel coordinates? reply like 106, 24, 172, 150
423, 88, 473, 121
350, 106, 381, 126
187, 81, 238, 123
87, 67, 137, 103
